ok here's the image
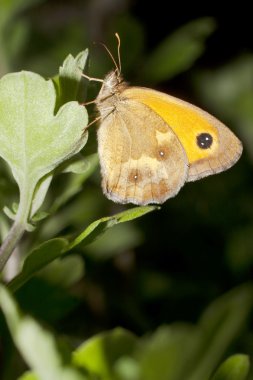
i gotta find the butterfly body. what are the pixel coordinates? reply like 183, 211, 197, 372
95, 70, 242, 205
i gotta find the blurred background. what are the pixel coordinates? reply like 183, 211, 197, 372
1, 0, 253, 378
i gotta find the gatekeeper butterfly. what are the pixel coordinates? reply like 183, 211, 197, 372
84, 34, 242, 205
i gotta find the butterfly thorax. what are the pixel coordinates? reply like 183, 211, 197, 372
95, 70, 127, 118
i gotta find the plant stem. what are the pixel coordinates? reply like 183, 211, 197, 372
0, 219, 26, 272
0, 183, 34, 273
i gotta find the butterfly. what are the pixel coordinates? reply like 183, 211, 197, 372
84, 34, 242, 205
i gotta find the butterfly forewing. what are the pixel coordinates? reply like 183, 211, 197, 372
97, 99, 188, 205
122, 87, 242, 182
187, 122, 242, 181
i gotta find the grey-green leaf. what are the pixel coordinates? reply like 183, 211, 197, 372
0, 71, 88, 191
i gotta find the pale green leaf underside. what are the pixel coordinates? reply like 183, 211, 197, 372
0, 71, 88, 189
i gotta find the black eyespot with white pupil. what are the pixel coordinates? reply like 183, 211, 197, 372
196, 133, 213, 149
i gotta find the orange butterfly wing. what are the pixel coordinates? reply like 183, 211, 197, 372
122, 87, 242, 181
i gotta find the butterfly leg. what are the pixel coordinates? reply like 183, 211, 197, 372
81, 73, 104, 83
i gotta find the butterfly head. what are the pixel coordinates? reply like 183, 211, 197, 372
95, 33, 128, 108
98, 68, 125, 94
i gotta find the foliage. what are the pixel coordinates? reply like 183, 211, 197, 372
0, 284, 251, 380
0, 1, 252, 379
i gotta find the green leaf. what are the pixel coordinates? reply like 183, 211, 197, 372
211, 354, 250, 380
62, 153, 98, 174
85, 222, 143, 260
2, 201, 19, 220
141, 17, 216, 84
187, 284, 253, 380
3, 205, 16, 220
38, 255, 85, 288
8, 206, 158, 292
31, 210, 49, 223
0, 285, 88, 380
8, 238, 69, 292
194, 55, 253, 161
51, 153, 99, 213
0, 71, 88, 193
133, 286, 253, 380
56, 49, 89, 110
0, 212, 9, 241
194, 55, 253, 120
5, 18, 29, 61
136, 324, 201, 380
68, 205, 159, 251
30, 173, 53, 218
18, 372, 39, 380
114, 357, 140, 380
72, 327, 137, 380
0, 0, 42, 28
0, 0, 38, 75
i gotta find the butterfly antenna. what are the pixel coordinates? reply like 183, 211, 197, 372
98, 41, 120, 74
115, 33, 122, 74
